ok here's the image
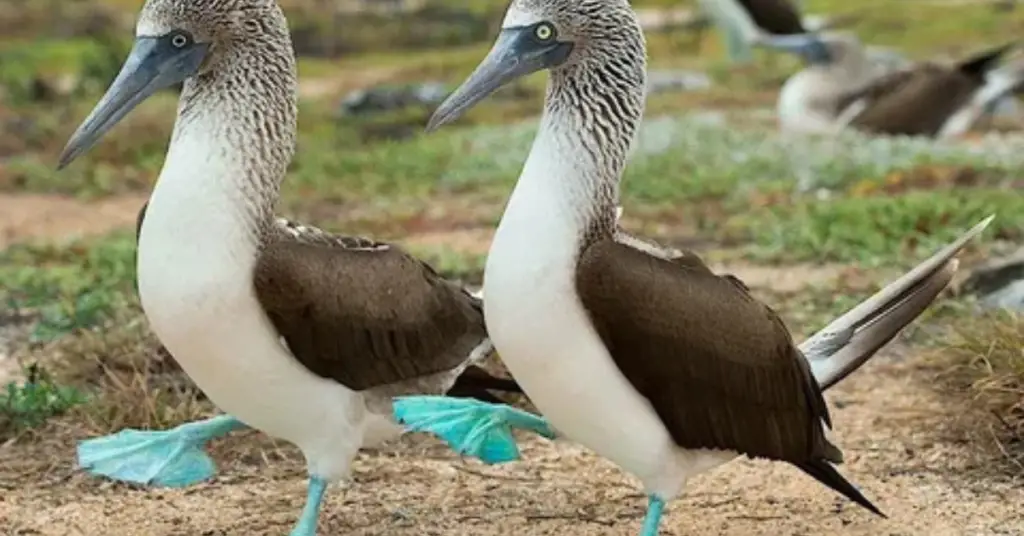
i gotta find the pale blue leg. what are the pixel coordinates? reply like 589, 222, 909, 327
392, 396, 555, 464
720, 20, 753, 63
77, 414, 247, 488
289, 476, 327, 536
640, 495, 666, 536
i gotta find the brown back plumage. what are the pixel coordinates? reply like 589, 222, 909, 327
738, 0, 806, 34
843, 42, 1015, 136
251, 231, 488, 391
575, 238, 838, 463
575, 238, 885, 515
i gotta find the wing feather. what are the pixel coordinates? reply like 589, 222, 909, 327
575, 239, 838, 462
253, 230, 487, 391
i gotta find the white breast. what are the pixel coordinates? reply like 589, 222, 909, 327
777, 70, 845, 135
137, 117, 389, 481
483, 122, 733, 500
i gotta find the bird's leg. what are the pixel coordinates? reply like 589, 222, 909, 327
720, 20, 753, 64
77, 414, 247, 487
640, 495, 666, 536
290, 476, 328, 536
392, 395, 556, 464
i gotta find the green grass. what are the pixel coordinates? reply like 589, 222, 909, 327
0, 364, 87, 438
0, 232, 137, 342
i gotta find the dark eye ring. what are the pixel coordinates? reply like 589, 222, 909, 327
534, 22, 555, 41
170, 32, 191, 48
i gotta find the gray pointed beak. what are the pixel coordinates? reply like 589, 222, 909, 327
58, 36, 209, 170
426, 27, 573, 132
755, 33, 832, 65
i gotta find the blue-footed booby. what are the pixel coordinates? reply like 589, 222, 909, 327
391, 0, 996, 534
759, 32, 1020, 137
57, 0, 550, 534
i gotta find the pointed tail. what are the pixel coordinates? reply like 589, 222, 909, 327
958, 41, 1017, 78
801, 215, 994, 391
939, 57, 1024, 139
797, 459, 886, 517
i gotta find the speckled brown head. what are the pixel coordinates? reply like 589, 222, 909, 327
427, 0, 646, 132
58, 0, 296, 170
134, 0, 290, 75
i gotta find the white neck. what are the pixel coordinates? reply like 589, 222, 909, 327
484, 81, 639, 311
143, 106, 267, 267
137, 49, 297, 280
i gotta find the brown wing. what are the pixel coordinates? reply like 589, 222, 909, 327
843, 65, 982, 136
833, 67, 919, 115
252, 231, 487, 391
737, 0, 806, 34
575, 238, 839, 463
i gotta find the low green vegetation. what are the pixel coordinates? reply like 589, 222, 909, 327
0, 364, 88, 437
1, 233, 137, 342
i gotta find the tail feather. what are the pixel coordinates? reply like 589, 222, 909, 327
797, 459, 886, 517
446, 364, 525, 404
939, 58, 1024, 138
801, 215, 994, 391
975, 60, 1024, 111
958, 41, 1017, 78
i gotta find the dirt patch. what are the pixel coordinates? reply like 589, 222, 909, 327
0, 193, 148, 249
405, 227, 493, 256
710, 262, 849, 293
1, 351, 1021, 535
298, 66, 407, 101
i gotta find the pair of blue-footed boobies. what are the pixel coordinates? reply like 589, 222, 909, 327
58, 1, 550, 534
59, 0, 992, 535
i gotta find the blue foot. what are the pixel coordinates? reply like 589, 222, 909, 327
290, 476, 327, 536
392, 396, 555, 464
77, 414, 246, 488
640, 495, 665, 536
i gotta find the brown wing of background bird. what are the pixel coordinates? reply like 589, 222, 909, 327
737, 0, 807, 34
845, 42, 1015, 136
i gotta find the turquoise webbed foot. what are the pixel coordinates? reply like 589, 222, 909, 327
392, 395, 555, 464
290, 476, 327, 536
640, 495, 665, 536
77, 414, 246, 488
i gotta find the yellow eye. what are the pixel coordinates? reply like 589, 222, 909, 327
535, 23, 554, 41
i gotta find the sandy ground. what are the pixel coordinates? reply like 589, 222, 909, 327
2, 353, 1022, 535
0, 193, 149, 249
1, 194, 1021, 535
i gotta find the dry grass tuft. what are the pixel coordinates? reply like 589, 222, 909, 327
17, 308, 215, 438
935, 310, 1024, 473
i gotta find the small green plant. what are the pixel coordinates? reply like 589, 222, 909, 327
30, 290, 119, 343
0, 364, 88, 436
